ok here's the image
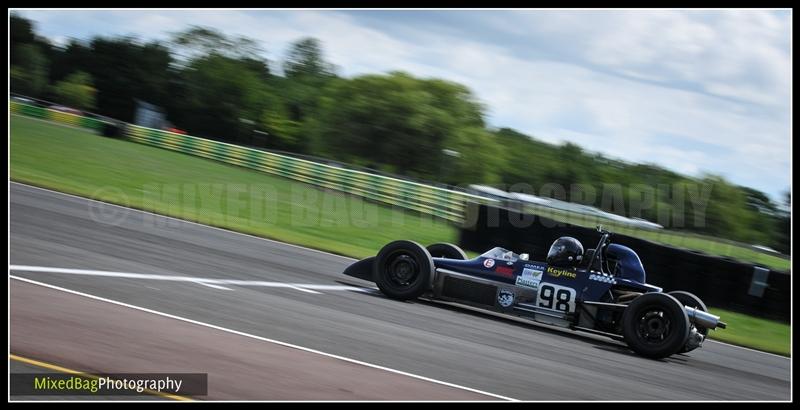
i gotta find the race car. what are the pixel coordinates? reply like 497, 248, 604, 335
343, 227, 726, 359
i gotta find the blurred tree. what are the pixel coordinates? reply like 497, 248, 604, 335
82, 37, 175, 121
741, 187, 778, 216
51, 71, 96, 111
48, 40, 92, 85
178, 53, 268, 142
489, 127, 783, 245
169, 26, 268, 67
10, 44, 49, 97
493, 128, 552, 189
283, 37, 335, 80
168, 26, 275, 142
10, 13, 36, 65
444, 126, 503, 185
312, 72, 488, 180
259, 91, 303, 150
10, 13, 35, 42
278, 38, 338, 148
545, 142, 590, 199
11, 14, 49, 97
772, 191, 790, 254
696, 175, 771, 244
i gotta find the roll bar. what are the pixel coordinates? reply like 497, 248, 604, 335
589, 226, 612, 273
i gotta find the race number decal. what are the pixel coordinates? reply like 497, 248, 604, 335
536, 283, 576, 314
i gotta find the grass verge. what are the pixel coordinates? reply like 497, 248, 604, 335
707, 308, 790, 356
10, 115, 456, 259
10, 114, 790, 356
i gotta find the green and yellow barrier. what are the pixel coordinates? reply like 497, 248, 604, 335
11, 100, 491, 222
10, 101, 107, 131
125, 123, 485, 222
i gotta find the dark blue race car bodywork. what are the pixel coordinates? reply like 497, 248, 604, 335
343, 229, 726, 358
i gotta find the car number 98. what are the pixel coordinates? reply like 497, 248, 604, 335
537, 283, 576, 314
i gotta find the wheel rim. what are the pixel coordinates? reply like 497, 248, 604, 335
635, 307, 673, 344
383, 251, 420, 288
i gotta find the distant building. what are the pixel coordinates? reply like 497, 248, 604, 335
134, 99, 166, 129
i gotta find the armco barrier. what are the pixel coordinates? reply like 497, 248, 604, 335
11, 101, 491, 223
460, 203, 790, 322
10, 101, 108, 131
123, 124, 491, 222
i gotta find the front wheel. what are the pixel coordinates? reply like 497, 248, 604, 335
668, 290, 709, 353
374, 240, 435, 301
621, 293, 690, 359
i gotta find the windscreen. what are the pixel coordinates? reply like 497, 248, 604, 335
480, 247, 520, 262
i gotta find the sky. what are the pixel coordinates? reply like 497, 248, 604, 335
13, 9, 793, 201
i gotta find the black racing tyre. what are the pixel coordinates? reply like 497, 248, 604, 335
374, 240, 435, 300
621, 293, 691, 359
426, 243, 468, 260
668, 290, 709, 353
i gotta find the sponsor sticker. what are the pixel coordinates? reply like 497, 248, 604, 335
494, 266, 514, 277
545, 266, 577, 279
497, 289, 515, 308
516, 268, 543, 289
483, 259, 495, 269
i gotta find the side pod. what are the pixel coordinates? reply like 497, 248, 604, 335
342, 256, 376, 282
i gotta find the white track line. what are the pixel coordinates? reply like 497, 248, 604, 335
10, 182, 358, 263
10, 182, 790, 359
287, 285, 322, 295
10, 275, 516, 401
8, 265, 373, 294
195, 282, 233, 291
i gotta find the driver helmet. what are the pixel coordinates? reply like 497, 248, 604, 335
546, 237, 584, 268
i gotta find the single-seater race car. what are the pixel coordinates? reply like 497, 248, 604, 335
343, 227, 726, 359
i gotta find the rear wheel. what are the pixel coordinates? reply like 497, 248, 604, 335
374, 240, 435, 300
621, 293, 690, 359
668, 291, 708, 353
426, 243, 468, 260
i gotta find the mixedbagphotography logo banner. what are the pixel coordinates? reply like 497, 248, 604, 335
10, 373, 207, 396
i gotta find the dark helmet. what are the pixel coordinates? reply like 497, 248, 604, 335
546, 237, 584, 268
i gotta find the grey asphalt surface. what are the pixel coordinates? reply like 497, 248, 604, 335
9, 182, 792, 400
11, 279, 490, 401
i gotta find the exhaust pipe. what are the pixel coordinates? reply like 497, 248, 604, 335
685, 306, 727, 329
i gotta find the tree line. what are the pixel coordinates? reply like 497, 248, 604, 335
9, 14, 790, 253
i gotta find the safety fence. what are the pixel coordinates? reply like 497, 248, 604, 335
10, 101, 108, 131
10, 101, 493, 223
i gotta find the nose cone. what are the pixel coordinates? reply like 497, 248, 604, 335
343, 256, 376, 282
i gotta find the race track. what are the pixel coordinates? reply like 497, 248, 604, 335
9, 182, 791, 400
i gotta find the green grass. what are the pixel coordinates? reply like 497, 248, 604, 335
10, 115, 791, 356
707, 308, 790, 356
10, 115, 456, 259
